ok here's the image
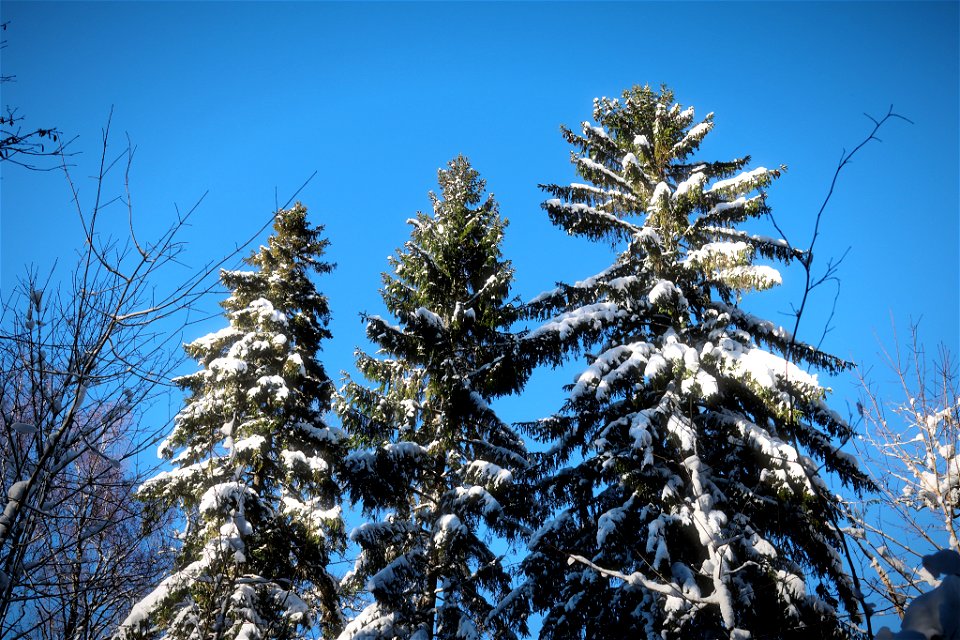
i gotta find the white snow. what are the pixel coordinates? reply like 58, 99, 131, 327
117, 571, 190, 636
210, 357, 248, 378
627, 411, 655, 467
672, 120, 713, 155
636, 226, 662, 245
543, 199, 637, 234
584, 123, 610, 140
644, 354, 669, 379
743, 529, 778, 560
647, 517, 672, 568
465, 460, 513, 487
139, 458, 216, 494
286, 353, 306, 376
433, 513, 467, 546
707, 167, 769, 195
186, 326, 241, 350
570, 182, 638, 203
704, 197, 748, 219
526, 303, 625, 341
400, 398, 419, 419
385, 441, 428, 459
453, 485, 501, 515
651, 181, 672, 204
607, 275, 639, 291
648, 280, 679, 305
249, 375, 289, 402
527, 288, 559, 305
685, 241, 751, 267
877, 549, 960, 639
7, 481, 28, 502
234, 435, 265, 454
457, 615, 479, 640
716, 265, 782, 290
281, 495, 341, 533
572, 263, 620, 290
597, 497, 634, 545
280, 449, 329, 473
674, 172, 706, 199
245, 297, 288, 325
709, 302, 794, 345
571, 344, 632, 400
711, 337, 819, 391
11, 422, 37, 435
577, 157, 630, 186
414, 306, 444, 328
367, 550, 424, 594
469, 391, 490, 412
666, 412, 696, 452
199, 481, 255, 514
722, 411, 813, 495
336, 602, 401, 640
683, 369, 718, 398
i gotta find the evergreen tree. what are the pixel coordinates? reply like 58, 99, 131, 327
337, 157, 531, 640
520, 86, 872, 639
117, 204, 345, 640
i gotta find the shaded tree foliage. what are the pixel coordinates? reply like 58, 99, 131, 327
118, 204, 346, 640
518, 85, 872, 640
337, 158, 533, 640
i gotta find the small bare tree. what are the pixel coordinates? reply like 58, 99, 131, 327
844, 325, 960, 621
0, 116, 240, 638
1, 414, 174, 640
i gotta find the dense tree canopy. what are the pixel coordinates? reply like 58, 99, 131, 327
118, 204, 345, 640
518, 85, 872, 639
337, 157, 533, 640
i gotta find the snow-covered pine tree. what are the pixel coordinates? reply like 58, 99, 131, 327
520, 85, 872, 639
116, 204, 346, 640
337, 157, 532, 640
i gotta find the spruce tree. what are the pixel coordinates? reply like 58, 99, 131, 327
337, 157, 531, 640
520, 86, 872, 639
117, 204, 345, 640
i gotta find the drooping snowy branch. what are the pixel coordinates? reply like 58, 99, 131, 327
518, 85, 870, 640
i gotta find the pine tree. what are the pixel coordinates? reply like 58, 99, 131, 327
337, 157, 532, 640
116, 204, 346, 640
519, 86, 872, 639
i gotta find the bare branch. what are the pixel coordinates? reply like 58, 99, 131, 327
845, 324, 960, 619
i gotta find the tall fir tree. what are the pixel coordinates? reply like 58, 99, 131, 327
519, 86, 872, 639
337, 157, 532, 640
117, 204, 346, 640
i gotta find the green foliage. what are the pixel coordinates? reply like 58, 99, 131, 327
120, 204, 345, 640
337, 157, 532, 640
519, 85, 870, 640
110, 87, 886, 640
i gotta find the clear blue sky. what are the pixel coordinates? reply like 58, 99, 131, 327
2, 0, 957, 429
1, 1, 958, 631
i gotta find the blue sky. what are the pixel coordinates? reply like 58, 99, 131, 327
2, 0, 957, 427
2, 0, 957, 444
1, 0, 958, 631
3, 1, 957, 416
